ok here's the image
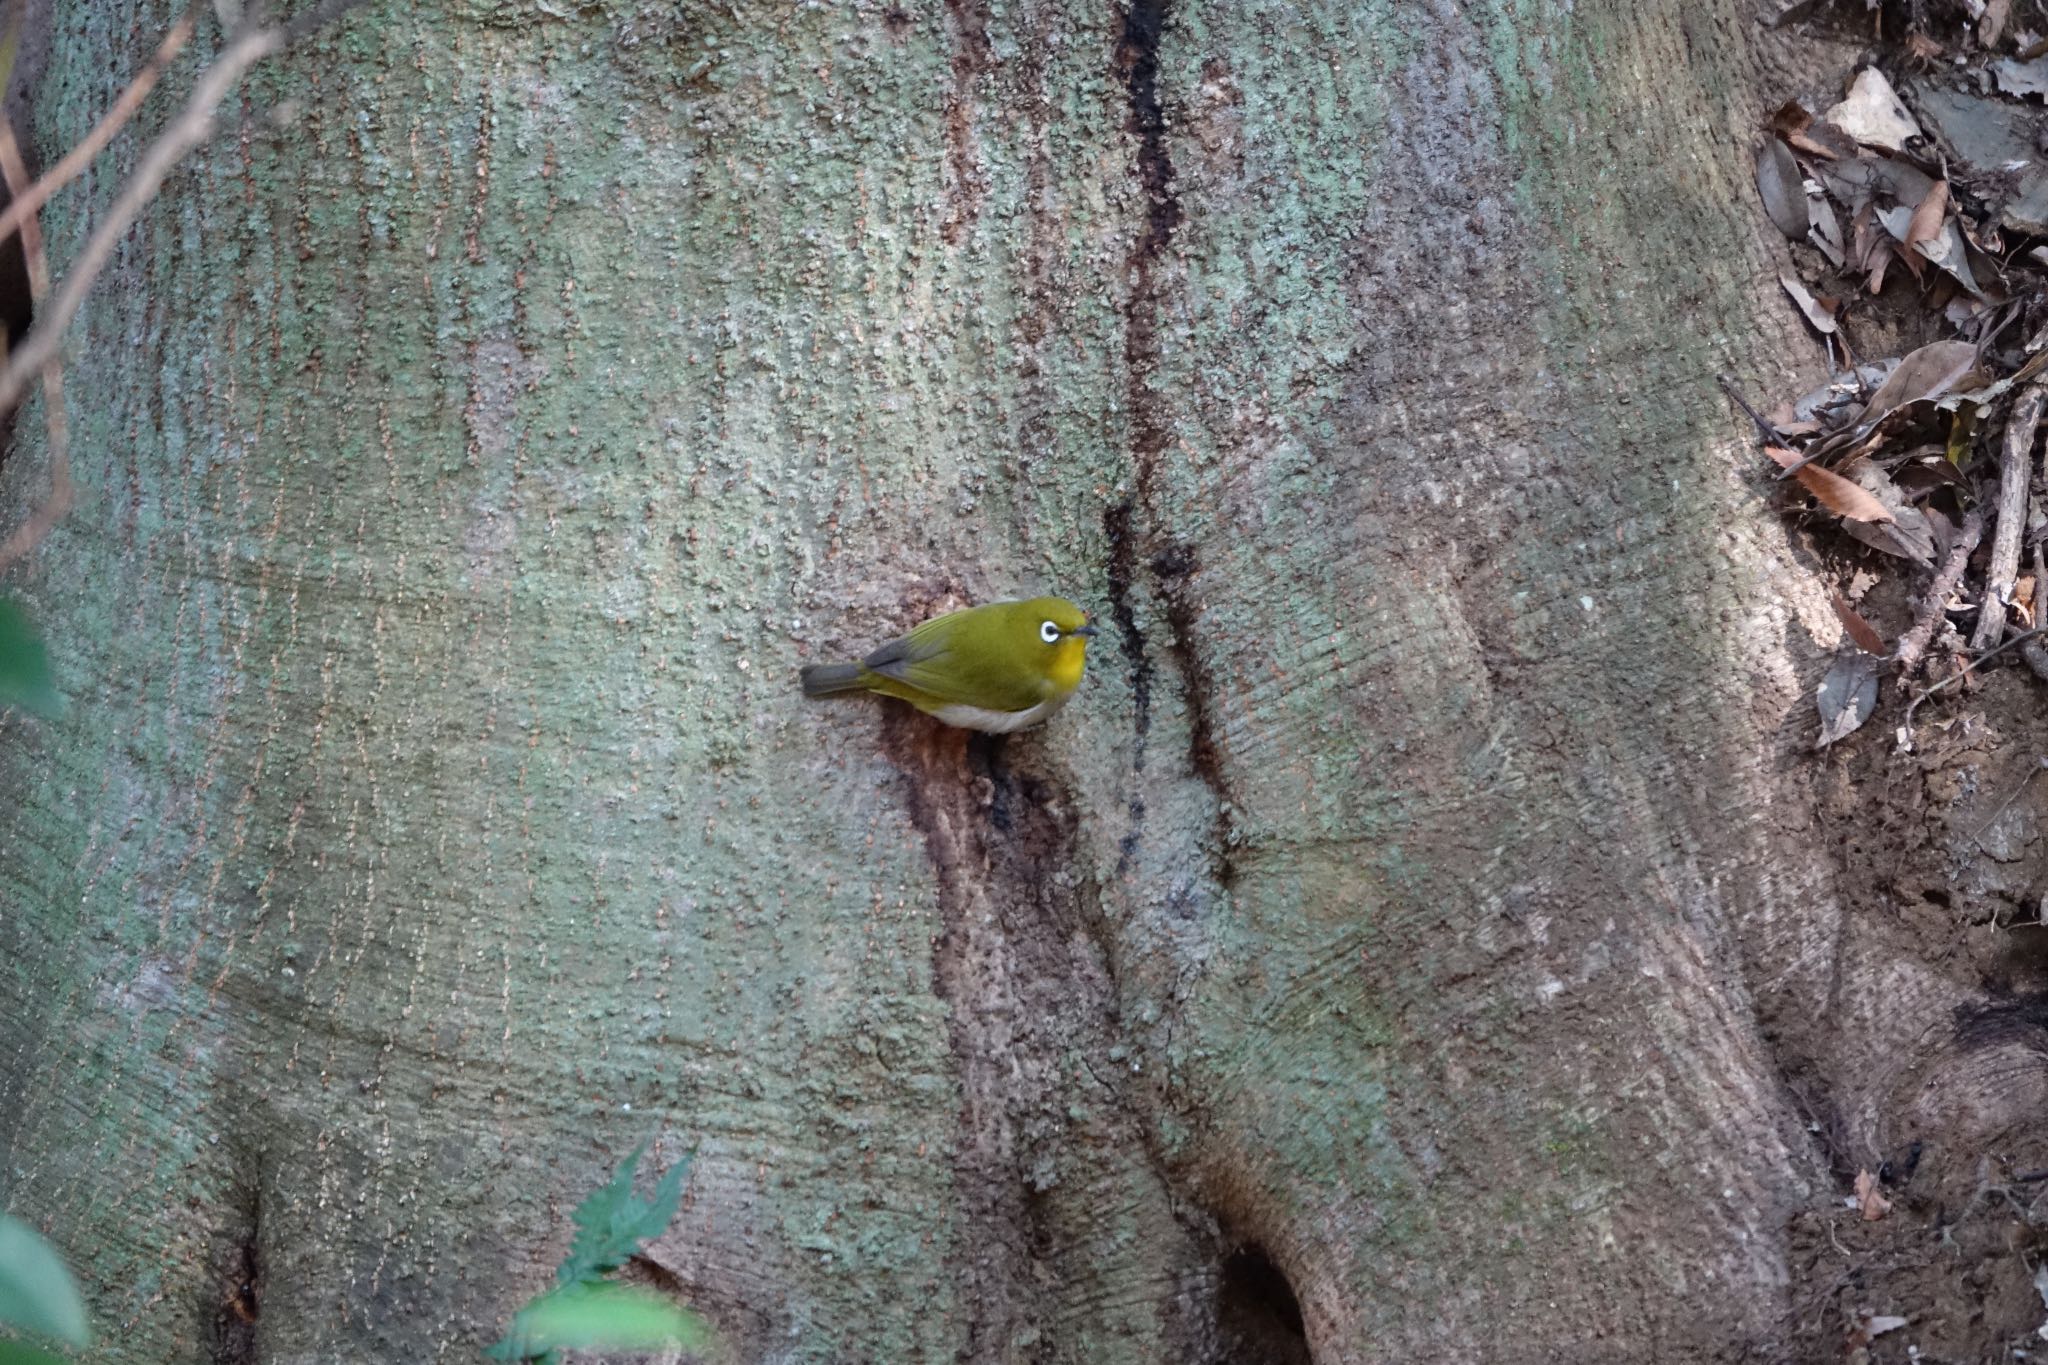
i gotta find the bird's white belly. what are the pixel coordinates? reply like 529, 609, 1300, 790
928, 693, 1067, 734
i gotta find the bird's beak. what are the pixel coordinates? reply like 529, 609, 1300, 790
1072, 625, 1098, 638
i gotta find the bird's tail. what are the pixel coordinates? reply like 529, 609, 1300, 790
799, 662, 867, 697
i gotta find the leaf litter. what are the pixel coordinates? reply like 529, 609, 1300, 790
1734, 21, 2048, 749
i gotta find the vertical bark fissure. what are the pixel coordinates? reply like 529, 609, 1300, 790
894, 713, 1228, 1358
1109, 0, 1236, 884
1103, 497, 1151, 875
206, 1148, 263, 1365
940, 0, 992, 246
893, 720, 1056, 1361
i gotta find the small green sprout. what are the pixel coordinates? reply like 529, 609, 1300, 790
485, 1142, 711, 1364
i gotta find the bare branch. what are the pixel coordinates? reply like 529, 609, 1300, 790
1971, 380, 2047, 650
0, 117, 70, 574
2024, 542, 2048, 682
1895, 507, 1983, 679
0, 0, 369, 572
0, 4, 202, 255
0, 20, 285, 426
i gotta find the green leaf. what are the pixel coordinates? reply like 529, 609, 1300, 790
0, 599, 58, 717
486, 1142, 702, 1361
485, 1282, 710, 1360
555, 1143, 692, 1287
0, 1339, 74, 1365
0, 1216, 88, 1347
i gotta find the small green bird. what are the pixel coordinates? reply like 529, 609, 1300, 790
799, 596, 1098, 733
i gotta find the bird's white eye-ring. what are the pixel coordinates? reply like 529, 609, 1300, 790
1039, 620, 1061, 644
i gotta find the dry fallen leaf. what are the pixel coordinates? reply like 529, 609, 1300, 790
1793, 462, 1894, 523
1831, 592, 1887, 654
1883, 508, 1944, 566
1841, 466, 1937, 563
1819, 652, 1881, 747
1877, 203, 1984, 295
1870, 340, 1981, 412
1893, 455, 1968, 497
1771, 99, 1850, 159
1854, 1168, 1892, 1219
1819, 152, 1936, 212
1758, 141, 1810, 239
1994, 54, 2048, 99
1781, 273, 1840, 335
1825, 68, 1923, 151
1983, 0, 2014, 48
1905, 179, 1948, 262
1817, 340, 1979, 455
1809, 194, 1846, 267
1784, 362, 1897, 429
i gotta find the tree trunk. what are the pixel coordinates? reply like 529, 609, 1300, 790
4, 2, 2032, 1362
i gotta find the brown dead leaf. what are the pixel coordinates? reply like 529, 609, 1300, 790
1832, 592, 1887, 654
1881, 204, 1928, 284
1868, 341, 1980, 413
1855, 1168, 1892, 1220
1795, 462, 1894, 522
1781, 273, 1839, 335
1984, 0, 2014, 48
1867, 238, 1895, 295
1850, 201, 1879, 268
1770, 99, 1847, 159
2016, 576, 2036, 628
1905, 178, 1948, 260
1762, 444, 1800, 469
1904, 32, 1944, 64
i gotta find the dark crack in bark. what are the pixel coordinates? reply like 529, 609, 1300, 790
206, 1152, 263, 1365
1104, 497, 1152, 875
1109, 0, 1236, 885
887, 714, 1056, 1360
887, 712, 1222, 1359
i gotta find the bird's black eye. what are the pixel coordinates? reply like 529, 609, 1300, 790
1039, 620, 1060, 644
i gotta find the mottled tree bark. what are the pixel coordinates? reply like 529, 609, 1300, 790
2, 2, 2009, 1362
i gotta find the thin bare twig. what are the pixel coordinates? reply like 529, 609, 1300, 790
0, 20, 286, 428
0, 0, 368, 570
1896, 507, 1983, 679
1718, 372, 1784, 445
0, 4, 201, 254
1903, 624, 2048, 737
0, 117, 69, 574
1971, 380, 2047, 650
2022, 541, 2048, 682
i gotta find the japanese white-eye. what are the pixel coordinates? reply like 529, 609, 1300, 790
799, 596, 1098, 733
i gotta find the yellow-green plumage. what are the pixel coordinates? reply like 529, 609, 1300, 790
799, 596, 1096, 733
